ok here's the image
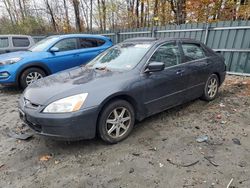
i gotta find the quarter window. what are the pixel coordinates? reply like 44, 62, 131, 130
54, 38, 78, 51
79, 38, 105, 48
182, 43, 205, 61
12, 37, 30, 47
149, 43, 180, 68
0, 38, 9, 48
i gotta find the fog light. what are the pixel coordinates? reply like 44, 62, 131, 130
0, 72, 10, 78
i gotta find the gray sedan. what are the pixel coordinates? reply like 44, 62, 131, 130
19, 37, 226, 144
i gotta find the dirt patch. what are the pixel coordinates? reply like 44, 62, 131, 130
0, 75, 250, 188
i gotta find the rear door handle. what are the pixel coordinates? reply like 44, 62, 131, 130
176, 69, 185, 75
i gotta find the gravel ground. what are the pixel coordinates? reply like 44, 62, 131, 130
0, 75, 249, 188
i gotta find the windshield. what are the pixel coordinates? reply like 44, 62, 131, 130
86, 43, 152, 71
29, 36, 59, 52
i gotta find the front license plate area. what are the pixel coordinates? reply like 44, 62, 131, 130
19, 109, 26, 122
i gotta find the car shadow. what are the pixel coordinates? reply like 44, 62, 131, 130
0, 85, 22, 95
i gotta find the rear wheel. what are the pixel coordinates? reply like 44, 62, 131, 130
20, 67, 46, 89
98, 100, 135, 144
201, 74, 219, 101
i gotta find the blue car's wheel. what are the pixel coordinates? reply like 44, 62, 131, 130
20, 67, 46, 89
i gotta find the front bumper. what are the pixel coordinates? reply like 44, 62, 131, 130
0, 65, 17, 85
18, 99, 99, 141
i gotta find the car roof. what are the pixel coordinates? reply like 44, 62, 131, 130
123, 37, 202, 44
50, 34, 110, 40
0, 34, 32, 37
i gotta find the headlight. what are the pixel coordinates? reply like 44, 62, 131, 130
43, 93, 88, 113
0, 57, 22, 65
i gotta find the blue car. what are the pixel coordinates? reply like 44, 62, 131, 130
0, 34, 113, 88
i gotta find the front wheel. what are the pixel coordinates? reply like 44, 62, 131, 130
201, 74, 219, 101
20, 67, 46, 89
98, 100, 135, 144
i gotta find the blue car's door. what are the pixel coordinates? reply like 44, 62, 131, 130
76, 37, 109, 65
45, 38, 82, 73
142, 42, 190, 116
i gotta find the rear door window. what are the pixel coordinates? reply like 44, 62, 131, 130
79, 38, 105, 48
12, 37, 30, 47
54, 38, 78, 52
0, 38, 9, 48
181, 43, 206, 62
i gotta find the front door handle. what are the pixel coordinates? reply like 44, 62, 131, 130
176, 69, 185, 75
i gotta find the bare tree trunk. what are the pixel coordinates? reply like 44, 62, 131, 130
44, 0, 57, 32
154, 0, 159, 25
177, 0, 186, 24
90, 0, 93, 32
101, 0, 106, 31
126, 0, 135, 28
12, 0, 19, 23
97, 0, 103, 30
63, 0, 70, 32
135, 0, 139, 27
22, 0, 27, 17
18, 0, 25, 21
72, 0, 82, 32
168, 0, 186, 24
80, 0, 90, 31
3, 0, 15, 26
161, 0, 166, 25
145, 0, 149, 27
140, 0, 144, 27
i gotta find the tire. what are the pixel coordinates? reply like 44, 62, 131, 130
98, 100, 135, 144
201, 74, 219, 101
20, 67, 46, 89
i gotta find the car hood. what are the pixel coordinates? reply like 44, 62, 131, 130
23, 66, 130, 105
0, 51, 43, 60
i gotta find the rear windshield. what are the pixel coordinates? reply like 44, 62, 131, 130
0, 37, 9, 48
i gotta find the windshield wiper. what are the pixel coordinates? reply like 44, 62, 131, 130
95, 66, 111, 71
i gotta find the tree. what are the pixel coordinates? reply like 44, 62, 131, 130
44, 0, 57, 32
72, 0, 82, 32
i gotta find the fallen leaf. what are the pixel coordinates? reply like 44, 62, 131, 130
40, 154, 52, 161
216, 114, 222, 119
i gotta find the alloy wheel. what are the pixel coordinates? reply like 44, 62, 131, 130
26, 72, 43, 85
207, 77, 218, 98
106, 107, 131, 138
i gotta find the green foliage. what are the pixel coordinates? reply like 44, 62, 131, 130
0, 16, 50, 35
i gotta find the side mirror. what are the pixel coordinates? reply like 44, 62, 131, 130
145, 62, 165, 73
50, 47, 59, 53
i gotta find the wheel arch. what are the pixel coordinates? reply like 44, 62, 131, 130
97, 93, 142, 125
212, 72, 221, 85
16, 63, 51, 85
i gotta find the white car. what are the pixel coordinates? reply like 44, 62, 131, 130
0, 35, 35, 54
